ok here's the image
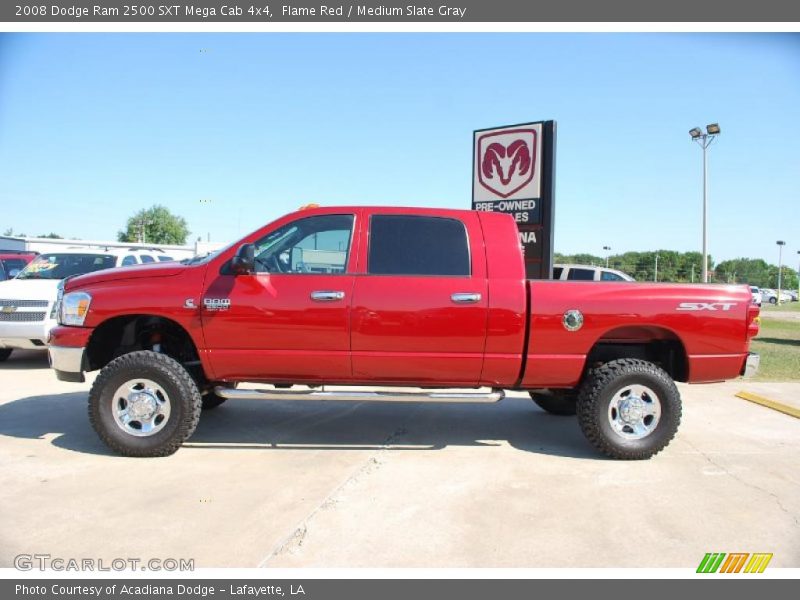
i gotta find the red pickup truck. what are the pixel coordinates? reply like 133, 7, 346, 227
48, 206, 760, 459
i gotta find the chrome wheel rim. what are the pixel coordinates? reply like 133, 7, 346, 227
607, 384, 661, 440
111, 378, 171, 437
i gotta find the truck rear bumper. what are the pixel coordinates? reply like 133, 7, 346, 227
741, 352, 760, 379
48, 345, 86, 383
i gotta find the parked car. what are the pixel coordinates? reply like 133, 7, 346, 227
788, 290, 798, 302
761, 288, 793, 304
749, 286, 762, 307
0, 251, 37, 279
0, 248, 167, 361
553, 264, 635, 282
49, 206, 758, 460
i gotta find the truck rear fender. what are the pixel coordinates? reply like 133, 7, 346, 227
585, 326, 689, 383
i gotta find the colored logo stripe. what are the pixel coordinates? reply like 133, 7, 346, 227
744, 553, 773, 573
697, 553, 726, 573
720, 553, 749, 573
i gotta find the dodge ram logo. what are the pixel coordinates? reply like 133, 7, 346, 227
477, 129, 537, 199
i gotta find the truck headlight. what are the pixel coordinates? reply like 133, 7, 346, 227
59, 291, 92, 326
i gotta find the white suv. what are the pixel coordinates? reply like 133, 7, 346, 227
553, 264, 635, 282
0, 248, 169, 361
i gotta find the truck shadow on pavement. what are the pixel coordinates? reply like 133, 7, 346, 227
0, 349, 50, 370
0, 392, 601, 459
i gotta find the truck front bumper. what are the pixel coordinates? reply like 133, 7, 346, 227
741, 352, 760, 379
48, 345, 86, 382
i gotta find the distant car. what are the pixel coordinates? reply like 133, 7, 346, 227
0, 251, 37, 279
0, 247, 169, 361
553, 264, 635, 282
761, 288, 793, 304
788, 290, 798, 302
749, 286, 762, 307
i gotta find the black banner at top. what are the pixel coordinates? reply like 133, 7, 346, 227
3, 0, 800, 22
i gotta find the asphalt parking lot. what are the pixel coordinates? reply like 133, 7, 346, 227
0, 350, 798, 568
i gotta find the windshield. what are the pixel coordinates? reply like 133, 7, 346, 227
16, 253, 117, 280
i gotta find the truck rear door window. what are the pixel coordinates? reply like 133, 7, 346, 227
368, 215, 470, 276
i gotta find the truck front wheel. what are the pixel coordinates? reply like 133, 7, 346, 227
89, 351, 202, 457
577, 359, 681, 460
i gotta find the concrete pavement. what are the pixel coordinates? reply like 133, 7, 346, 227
0, 350, 798, 568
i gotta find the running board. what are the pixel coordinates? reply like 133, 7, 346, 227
214, 387, 505, 403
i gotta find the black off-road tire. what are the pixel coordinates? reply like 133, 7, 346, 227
529, 390, 577, 416
89, 351, 201, 457
577, 358, 682, 460
0, 348, 12, 362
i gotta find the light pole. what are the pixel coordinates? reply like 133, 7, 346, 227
654, 252, 659, 282
603, 246, 611, 268
689, 123, 721, 283
200, 199, 212, 242
797, 250, 800, 301
776, 240, 786, 304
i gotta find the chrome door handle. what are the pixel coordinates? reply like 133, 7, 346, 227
311, 291, 345, 302
451, 293, 482, 304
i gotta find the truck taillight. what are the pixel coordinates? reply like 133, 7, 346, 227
747, 304, 760, 340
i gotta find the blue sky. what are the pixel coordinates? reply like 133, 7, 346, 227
0, 33, 798, 265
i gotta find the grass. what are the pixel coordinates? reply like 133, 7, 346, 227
750, 318, 800, 381
760, 301, 800, 313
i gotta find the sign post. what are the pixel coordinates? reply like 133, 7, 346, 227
472, 120, 556, 279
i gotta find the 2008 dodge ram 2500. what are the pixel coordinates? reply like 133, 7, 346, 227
48, 206, 760, 459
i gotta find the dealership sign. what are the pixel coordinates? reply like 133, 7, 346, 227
472, 121, 556, 279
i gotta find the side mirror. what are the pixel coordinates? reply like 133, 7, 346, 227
231, 244, 255, 275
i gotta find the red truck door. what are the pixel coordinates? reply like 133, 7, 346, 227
201, 212, 359, 382
350, 210, 489, 386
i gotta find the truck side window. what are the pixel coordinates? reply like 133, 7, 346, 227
567, 268, 595, 281
253, 214, 354, 275
601, 271, 623, 281
368, 215, 470, 276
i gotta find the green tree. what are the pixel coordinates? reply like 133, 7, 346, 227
118, 205, 189, 245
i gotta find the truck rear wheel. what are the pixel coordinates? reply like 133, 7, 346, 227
0, 348, 12, 362
577, 358, 681, 460
89, 351, 201, 457
529, 390, 577, 415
